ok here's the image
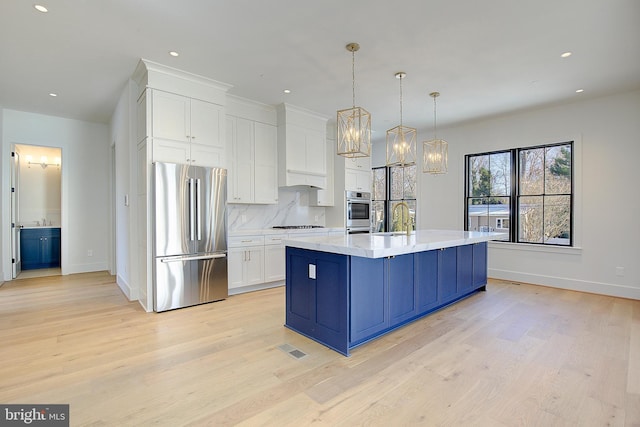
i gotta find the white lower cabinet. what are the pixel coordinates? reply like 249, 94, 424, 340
228, 236, 265, 290
264, 234, 286, 282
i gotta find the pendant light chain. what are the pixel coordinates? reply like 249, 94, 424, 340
399, 74, 404, 127
351, 49, 356, 108
433, 94, 437, 139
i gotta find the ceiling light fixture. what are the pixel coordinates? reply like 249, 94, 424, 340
561, 52, 572, 58
575, 89, 584, 93
49, 93, 57, 97
169, 51, 179, 57
34, 4, 48, 13
386, 72, 416, 166
337, 42, 371, 158
283, 89, 291, 94
422, 92, 448, 174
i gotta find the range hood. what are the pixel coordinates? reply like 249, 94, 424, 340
277, 103, 329, 189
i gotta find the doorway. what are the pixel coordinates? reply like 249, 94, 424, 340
11, 144, 62, 279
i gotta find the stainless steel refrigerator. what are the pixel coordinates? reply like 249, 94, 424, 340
153, 161, 228, 312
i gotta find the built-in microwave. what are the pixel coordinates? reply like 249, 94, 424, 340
345, 191, 371, 233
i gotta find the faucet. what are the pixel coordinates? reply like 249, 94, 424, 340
392, 202, 413, 237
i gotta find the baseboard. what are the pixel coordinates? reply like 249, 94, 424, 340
489, 268, 640, 300
116, 274, 133, 300
65, 262, 108, 275
228, 281, 284, 296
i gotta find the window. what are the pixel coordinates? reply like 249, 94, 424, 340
465, 141, 573, 246
496, 218, 509, 229
371, 165, 416, 233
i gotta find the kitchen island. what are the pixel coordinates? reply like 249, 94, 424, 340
283, 230, 504, 356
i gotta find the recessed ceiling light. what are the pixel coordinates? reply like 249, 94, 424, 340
561, 52, 572, 58
34, 4, 48, 12
575, 89, 584, 93
283, 89, 291, 94
49, 93, 57, 97
169, 51, 179, 57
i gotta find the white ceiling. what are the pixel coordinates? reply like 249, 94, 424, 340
1, 0, 639, 142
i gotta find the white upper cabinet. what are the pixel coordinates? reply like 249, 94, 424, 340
253, 122, 278, 204
311, 127, 335, 206
277, 103, 328, 188
344, 155, 371, 192
226, 97, 278, 205
149, 90, 226, 168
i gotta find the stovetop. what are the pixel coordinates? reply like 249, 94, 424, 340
272, 225, 325, 229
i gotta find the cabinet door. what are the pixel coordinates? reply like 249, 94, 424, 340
231, 117, 255, 202
244, 247, 265, 286
49, 232, 61, 266
350, 257, 387, 343
227, 247, 245, 289
152, 91, 190, 142
152, 139, 190, 164
20, 230, 42, 270
388, 254, 416, 325
190, 99, 224, 147
190, 142, 225, 168
472, 242, 488, 288
457, 244, 474, 294
438, 247, 458, 303
264, 243, 285, 282
415, 250, 439, 313
253, 122, 278, 204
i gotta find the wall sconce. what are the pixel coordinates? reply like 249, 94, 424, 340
26, 155, 61, 169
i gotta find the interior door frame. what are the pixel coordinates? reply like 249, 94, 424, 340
10, 147, 21, 278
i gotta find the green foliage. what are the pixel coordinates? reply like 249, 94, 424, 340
549, 147, 571, 177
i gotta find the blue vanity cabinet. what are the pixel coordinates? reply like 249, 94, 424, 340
20, 228, 61, 270
285, 247, 349, 355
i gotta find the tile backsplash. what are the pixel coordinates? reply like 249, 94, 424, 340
228, 187, 326, 231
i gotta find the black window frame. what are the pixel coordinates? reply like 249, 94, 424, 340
464, 141, 574, 247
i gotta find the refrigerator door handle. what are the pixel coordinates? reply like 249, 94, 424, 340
189, 178, 195, 241
196, 178, 202, 241
160, 253, 227, 263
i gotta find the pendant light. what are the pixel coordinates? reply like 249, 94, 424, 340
337, 43, 371, 158
386, 72, 417, 166
423, 92, 448, 174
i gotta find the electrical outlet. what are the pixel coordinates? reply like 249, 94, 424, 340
615, 266, 625, 277
241, 214, 247, 224
87, 249, 93, 257
314, 215, 319, 222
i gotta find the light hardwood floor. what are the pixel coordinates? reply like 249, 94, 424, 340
0, 272, 638, 426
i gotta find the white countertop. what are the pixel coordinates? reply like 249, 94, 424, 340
284, 229, 506, 258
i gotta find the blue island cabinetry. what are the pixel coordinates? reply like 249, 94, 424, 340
285, 242, 488, 356
20, 228, 61, 270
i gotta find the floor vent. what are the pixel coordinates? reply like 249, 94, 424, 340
278, 344, 308, 359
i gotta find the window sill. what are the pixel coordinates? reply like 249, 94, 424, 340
488, 240, 582, 255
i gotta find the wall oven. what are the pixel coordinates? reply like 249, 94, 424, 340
345, 191, 371, 234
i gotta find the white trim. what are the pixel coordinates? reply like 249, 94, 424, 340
489, 240, 582, 255
489, 268, 640, 300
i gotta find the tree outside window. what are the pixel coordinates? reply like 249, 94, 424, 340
465, 142, 573, 246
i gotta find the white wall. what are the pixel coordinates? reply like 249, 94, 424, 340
415, 90, 640, 299
1, 109, 110, 279
109, 81, 136, 299
16, 145, 62, 226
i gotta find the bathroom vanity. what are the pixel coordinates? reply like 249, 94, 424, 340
20, 227, 61, 270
